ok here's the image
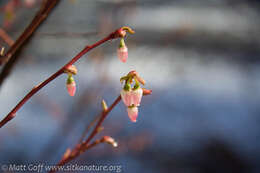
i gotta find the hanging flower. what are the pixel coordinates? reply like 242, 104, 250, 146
120, 71, 146, 122
117, 38, 128, 63
64, 65, 78, 97
120, 87, 143, 107
131, 87, 143, 106
66, 75, 76, 97
120, 89, 132, 107
127, 106, 138, 123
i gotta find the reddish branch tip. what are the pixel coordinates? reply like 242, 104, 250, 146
62, 148, 71, 160
114, 26, 135, 38
143, 88, 152, 95
102, 136, 118, 147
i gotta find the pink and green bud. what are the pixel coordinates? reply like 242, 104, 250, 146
66, 76, 76, 96
120, 71, 149, 123
131, 87, 143, 106
127, 106, 138, 123
120, 87, 132, 107
117, 38, 128, 63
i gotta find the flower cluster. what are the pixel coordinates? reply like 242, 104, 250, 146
116, 27, 149, 122
62, 27, 150, 123
120, 71, 146, 122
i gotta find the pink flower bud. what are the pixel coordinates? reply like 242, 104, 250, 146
66, 81, 76, 96
131, 88, 143, 106
120, 89, 132, 107
127, 106, 138, 122
117, 46, 128, 63
103, 136, 118, 147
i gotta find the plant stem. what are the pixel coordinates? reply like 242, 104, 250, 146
0, 30, 119, 129
50, 88, 152, 172
78, 113, 101, 143
54, 96, 122, 169
0, 0, 61, 87
0, 28, 14, 46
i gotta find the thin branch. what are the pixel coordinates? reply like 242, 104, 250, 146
53, 95, 122, 169
78, 112, 101, 143
50, 89, 152, 172
38, 87, 100, 161
0, 0, 61, 86
0, 28, 122, 129
49, 136, 111, 173
0, 28, 14, 46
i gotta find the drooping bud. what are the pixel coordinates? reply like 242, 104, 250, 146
120, 83, 132, 107
120, 89, 132, 107
127, 106, 138, 123
117, 38, 128, 63
131, 87, 143, 106
103, 136, 118, 147
120, 71, 150, 123
66, 75, 76, 96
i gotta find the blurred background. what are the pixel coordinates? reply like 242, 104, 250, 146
0, 0, 260, 172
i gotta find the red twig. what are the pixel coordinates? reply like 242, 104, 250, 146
50, 88, 152, 172
0, 28, 14, 46
49, 88, 152, 173
78, 112, 101, 143
0, 29, 122, 129
54, 95, 122, 168
0, 0, 60, 87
